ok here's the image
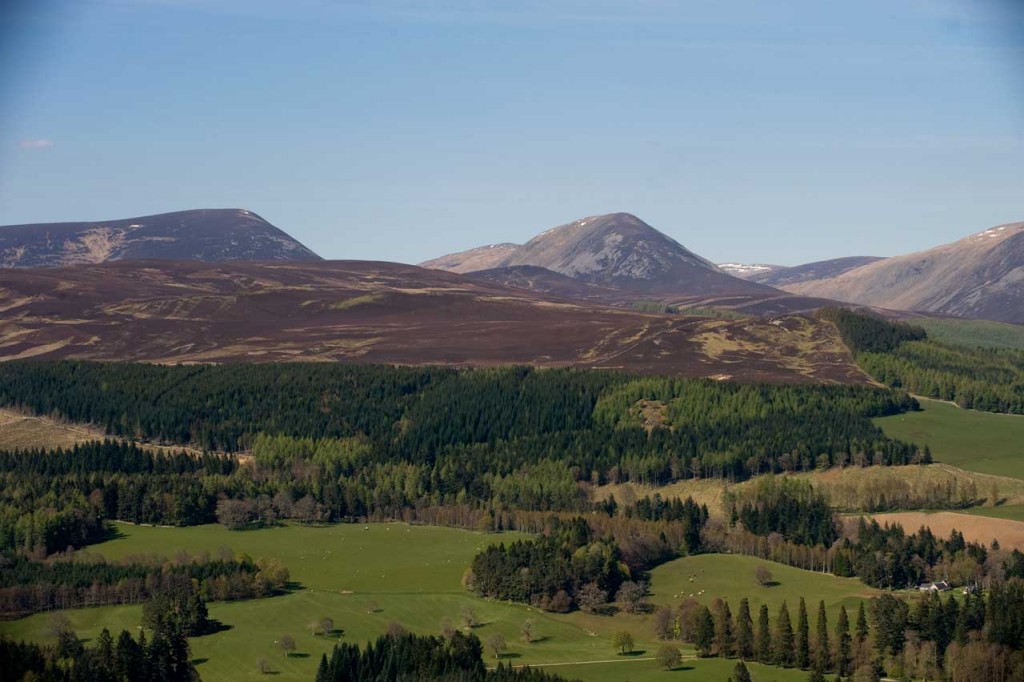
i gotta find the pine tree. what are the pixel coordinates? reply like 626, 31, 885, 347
694, 606, 715, 657
316, 654, 331, 682
775, 601, 795, 667
714, 599, 736, 658
814, 600, 830, 672
855, 602, 869, 643
755, 604, 772, 663
737, 598, 754, 660
797, 597, 810, 669
835, 605, 852, 677
734, 660, 753, 682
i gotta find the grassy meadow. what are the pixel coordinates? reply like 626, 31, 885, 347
0, 522, 858, 682
647, 553, 880, 628
875, 398, 1024, 479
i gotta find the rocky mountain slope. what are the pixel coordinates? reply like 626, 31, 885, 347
0, 209, 321, 267
779, 223, 1024, 324
0, 259, 868, 383
750, 256, 886, 287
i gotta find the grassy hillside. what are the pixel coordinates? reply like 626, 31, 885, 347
647, 553, 880, 627
875, 398, 1024, 479
0, 523, 853, 682
913, 318, 1024, 351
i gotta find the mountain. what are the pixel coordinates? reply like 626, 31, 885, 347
419, 243, 519, 274
778, 222, 1024, 324
466, 265, 624, 302
0, 259, 869, 383
423, 212, 774, 296
0, 208, 321, 267
750, 256, 886, 287
717, 263, 784, 279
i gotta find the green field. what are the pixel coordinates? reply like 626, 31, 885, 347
648, 553, 880, 628
913, 318, 1024, 351
961, 505, 1024, 522
875, 398, 1024, 479
0, 523, 854, 682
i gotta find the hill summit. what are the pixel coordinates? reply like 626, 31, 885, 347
423, 212, 769, 295
0, 208, 321, 268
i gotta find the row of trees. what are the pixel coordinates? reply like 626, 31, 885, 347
312, 632, 573, 682
0, 551, 290, 618
664, 596, 863, 675
716, 475, 1018, 591
656, 581, 1024, 681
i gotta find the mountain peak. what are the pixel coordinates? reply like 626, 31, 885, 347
504, 212, 720, 285
424, 212, 771, 296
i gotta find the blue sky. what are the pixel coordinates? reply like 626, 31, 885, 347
1, 0, 1022, 266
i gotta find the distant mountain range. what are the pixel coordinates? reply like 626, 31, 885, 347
2, 206, 1021, 372
761, 224, 1024, 324
0, 209, 320, 268
425, 211, 1024, 325
742, 256, 887, 287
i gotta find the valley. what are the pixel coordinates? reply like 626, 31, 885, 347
1, 211, 1023, 682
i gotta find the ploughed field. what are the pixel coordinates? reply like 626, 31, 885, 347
1, 523, 848, 682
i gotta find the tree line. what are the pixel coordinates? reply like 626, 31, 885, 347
652, 579, 1024, 682
313, 631, 576, 682
820, 306, 1024, 414
0, 550, 290, 618
719, 477, 1016, 590
0, 580, 210, 682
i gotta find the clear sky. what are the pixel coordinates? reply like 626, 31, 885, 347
1, 0, 1022, 266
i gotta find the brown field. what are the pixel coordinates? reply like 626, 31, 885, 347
864, 511, 1024, 551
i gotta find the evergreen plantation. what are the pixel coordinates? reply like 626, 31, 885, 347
820, 307, 1024, 414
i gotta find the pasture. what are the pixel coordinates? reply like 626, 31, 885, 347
0, 522, 850, 682
875, 398, 1024, 479
647, 553, 880, 628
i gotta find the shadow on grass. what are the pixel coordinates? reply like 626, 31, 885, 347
196, 619, 232, 636
191, 658, 209, 666
99, 524, 126, 543
619, 650, 647, 657
761, 581, 781, 588
495, 653, 522, 660
666, 665, 694, 672
528, 636, 552, 644
287, 653, 312, 659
